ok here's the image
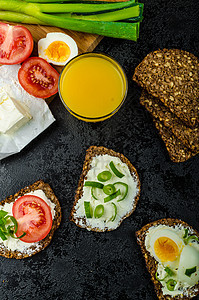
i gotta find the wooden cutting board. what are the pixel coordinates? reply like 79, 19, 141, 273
6, 22, 103, 74
5, 0, 128, 72
4, 0, 128, 102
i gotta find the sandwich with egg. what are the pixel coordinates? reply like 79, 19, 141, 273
71, 146, 140, 231
0, 180, 61, 259
136, 218, 199, 299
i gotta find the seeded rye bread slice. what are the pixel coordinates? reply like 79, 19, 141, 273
140, 90, 199, 153
70, 146, 141, 232
133, 49, 199, 127
0, 180, 61, 259
136, 218, 199, 300
153, 119, 197, 163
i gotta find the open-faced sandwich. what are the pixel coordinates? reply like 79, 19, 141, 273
0, 180, 61, 259
136, 219, 199, 299
71, 146, 140, 232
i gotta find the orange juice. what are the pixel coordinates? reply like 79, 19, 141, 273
59, 53, 127, 122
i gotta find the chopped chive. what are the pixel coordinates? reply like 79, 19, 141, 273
84, 181, 104, 189
103, 184, 116, 195
165, 267, 174, 277
0, 229, 7, 241
185, 266, 197, 277
109, 161, 124, 178
183, 228, 188, 239
104, 189, 121, 203
97, 171, 112, 182
111, 203, 117, 222
113, 182, 128, 202
0, 210, 8, 218
94, 204, 104, 218
84, 201, 92, 218
166, 279, 177, 291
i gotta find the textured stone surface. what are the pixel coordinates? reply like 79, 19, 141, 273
0, 0, 198, 299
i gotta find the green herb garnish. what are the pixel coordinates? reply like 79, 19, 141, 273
155, 271, 168, 282
0, 210, 26, 240
109, 161, 124, 178
103, 184, 116, 195
113, 182, 128, 202
166, 279, 177, 291
185, 266, 197, 277
183, 228, 188, 239
84, 181, 104, 189
104, 189, 121, 203
94, 205, 104, 218
97, 171, 112, 182
84, 201, 92, 218
165, 267, 174, 277
110, 203, 117, 222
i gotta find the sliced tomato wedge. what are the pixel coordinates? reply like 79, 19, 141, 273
12, 195, 52, 243
0, 22, 33, 65
18, 57, 59, 98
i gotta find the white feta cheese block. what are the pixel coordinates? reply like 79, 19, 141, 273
0, 87, 32, 135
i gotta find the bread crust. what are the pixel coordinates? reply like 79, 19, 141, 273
136, 218, 199, 300
140, 90, 199, 153
70, 146, 140, 232
133, 49, 199, 127
0, 180, 61, 259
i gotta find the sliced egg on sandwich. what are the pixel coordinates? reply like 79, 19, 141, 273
145, 226, 185, 268
145, 224, 199, 296
38, 32, 78, 66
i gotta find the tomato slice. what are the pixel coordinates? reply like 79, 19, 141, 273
0, 22, 33, 65
18, 57, 59, 98
12, 195, 53, 243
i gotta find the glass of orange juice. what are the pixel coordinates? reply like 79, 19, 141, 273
58, 53, 128, 122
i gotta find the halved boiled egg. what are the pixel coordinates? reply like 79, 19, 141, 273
178, 245, 199, 285
38, 32, 78, 66
145, 226, 185, 266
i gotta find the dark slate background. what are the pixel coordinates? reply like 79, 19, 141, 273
0, 0, 198, 299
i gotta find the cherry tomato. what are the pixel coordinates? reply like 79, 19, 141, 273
12, 195, 53, 243
18, 57, 59, 98
0, 22, 33, 65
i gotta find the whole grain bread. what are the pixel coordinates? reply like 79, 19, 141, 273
136, 218, 199, 300
0, 180, 61, 259
140, 90, 199, 153
70, 146, 140, 232
133, 49, 199, 127
153, 119, 197, 163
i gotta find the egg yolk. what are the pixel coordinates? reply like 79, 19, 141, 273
45, 41, 71, 62
154, 237, 179, 262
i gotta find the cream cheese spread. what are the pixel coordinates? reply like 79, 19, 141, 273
0, 87, 32, 135
145, 224, 199, 297
0, 190, 55, 254
74, 154, 139, 231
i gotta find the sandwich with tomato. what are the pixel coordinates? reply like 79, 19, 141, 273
0, 180, 61, 259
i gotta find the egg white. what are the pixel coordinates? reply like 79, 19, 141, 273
145, 225, 185, 268
38, 32, 78, 66
178, 245, 199, 285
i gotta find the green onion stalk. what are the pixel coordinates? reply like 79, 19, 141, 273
0, 0, 141, 41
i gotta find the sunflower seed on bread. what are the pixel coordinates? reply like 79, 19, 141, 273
153, 119, 197, 163
70, 146, 140, 232
133, 49, 199, 127
140, 90, 199, 153
136, 218, 199, 300
0, 180, 61, 259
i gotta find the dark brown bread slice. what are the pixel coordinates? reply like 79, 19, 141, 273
140, 90, 199, 152
0, 180, 61, 259
133, 49, 199, 127
70, 146, 141, 232
136, 218, 199, 300
153, 119, 197, 162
